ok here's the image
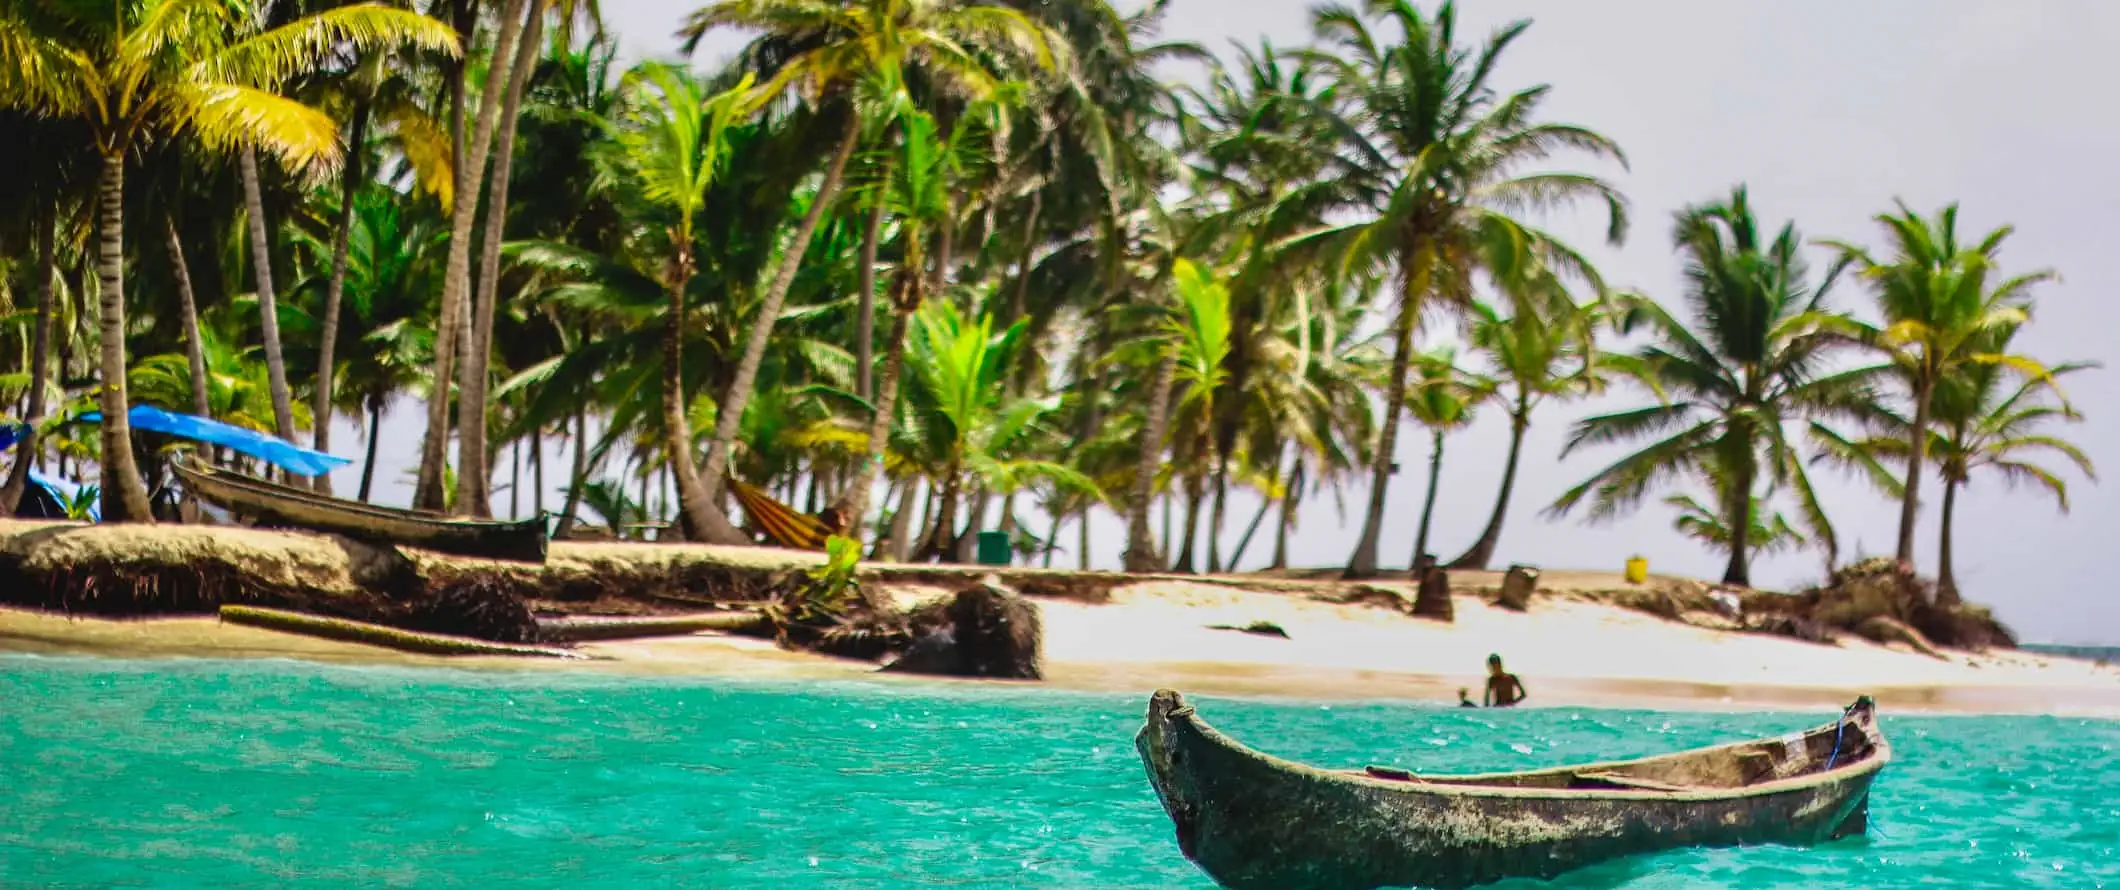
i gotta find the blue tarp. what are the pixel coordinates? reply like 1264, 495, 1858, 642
78, 406, 352, 478
27, 469, 98, 522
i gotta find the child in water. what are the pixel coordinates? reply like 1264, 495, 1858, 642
1457, 688, 1477, 708
1483, 653, 1527, 707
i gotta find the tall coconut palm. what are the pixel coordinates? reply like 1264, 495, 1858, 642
412, 0, 530, 512
1446, 283, 1605, 569
0, 0, 458, 521
1826, 203, 2055, 569
457, 0, 603, 515
301, 1, 458, 496
600, 62, 764, 543
681, 0, 1055, 511
1292, 0, 1629, 578
1550, 187, 1878, 586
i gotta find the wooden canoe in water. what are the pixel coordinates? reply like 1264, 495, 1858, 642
1136, 690, 1889, 890
174, 459, 549, 564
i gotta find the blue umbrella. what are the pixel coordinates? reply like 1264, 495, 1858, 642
78, 406, 352, 478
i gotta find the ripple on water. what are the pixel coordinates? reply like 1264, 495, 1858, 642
3, 655, 2119, 888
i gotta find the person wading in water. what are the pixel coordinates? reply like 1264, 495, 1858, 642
1483, 653, 1527, 707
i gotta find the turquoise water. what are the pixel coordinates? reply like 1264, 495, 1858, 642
2, 656, 2116, 889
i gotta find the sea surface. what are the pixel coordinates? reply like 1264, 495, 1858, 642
1, 656, 2115, 889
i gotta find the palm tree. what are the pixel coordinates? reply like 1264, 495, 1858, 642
0, 0, 458, 521
600, 62, 764, 543
1162, 259, 1233, 573
1829, 328, 2097, 603
828, 97, 1007, 532
1447, 283, 1605, 569
681, 0, 1055, 511
453, 0, 604, 516
300, 0, 459, 496
1292, 0, 1629, 578
897, 300, 1093, 561
1550, 187, 1879, 586
411, 0, 528, 512
1404, 347, 1489, 568
308, 186, 443, 502
1826, 202, 2055, 569
1926, 351, 2095, 603
1664, 491, 1806, 561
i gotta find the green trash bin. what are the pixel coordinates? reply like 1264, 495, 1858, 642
974, 530, 1011, 566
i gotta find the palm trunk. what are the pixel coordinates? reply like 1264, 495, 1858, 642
1936, 475, 1961, 606
1, 219, 55, 514
415, 0, 527, 512
1271, 459, 1304, 571
854, 165, 887, 402
314, 99, 372, 496
1042, 508, 1063, 568
163, 217, 212, 422
457, 1, 546, 518
93, 155, 154, 522
555, 408, 589, 538
830, 306, 910, 529
664, 260, 725, 544
1448, 397, 1529, 570
701, 111, 861, 492
883, 477, 919, 562
1345, 259, 1425, 578
1722, 459, 1755, 586
239, 146, 299, 451
1225, 476, 1278, 571
357, 395, 383, 502
918, 465, 963, 562
532, 428, 545, 516
1007, 192, 1042, 324
1206, 448, 1232, 573
509, 438, 521, 519
1172, 479, 1205, 574
1077, 505, 1092, 571
1894, 378, 1934, 568
1124, 352, 1178, 571
1410, 429, 1446, 567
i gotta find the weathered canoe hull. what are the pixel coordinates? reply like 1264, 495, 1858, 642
1137, 690, 1887, 890
175, 460, 549, 564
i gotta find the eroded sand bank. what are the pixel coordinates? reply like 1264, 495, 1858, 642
7, 572, 2115, 716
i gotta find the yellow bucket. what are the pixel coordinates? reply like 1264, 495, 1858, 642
1624, 556, 1649, 584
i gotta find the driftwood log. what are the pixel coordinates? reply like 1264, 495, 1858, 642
219, 605, 587, 658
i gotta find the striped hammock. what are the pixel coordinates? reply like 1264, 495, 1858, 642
727, 476, 835, 551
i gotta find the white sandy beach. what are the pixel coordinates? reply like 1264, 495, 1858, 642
5, 570, 2116, 716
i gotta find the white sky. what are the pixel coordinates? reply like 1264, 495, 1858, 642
341, 0, 2120, 644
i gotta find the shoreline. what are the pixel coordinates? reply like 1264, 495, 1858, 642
7, 593, 2117, 718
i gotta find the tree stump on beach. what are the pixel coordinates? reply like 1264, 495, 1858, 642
883, 579, 1043, 679
1412, 565, 1453, 622
1498, 564, 1539, 612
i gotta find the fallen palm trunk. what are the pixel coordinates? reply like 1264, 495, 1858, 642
220, 605, 586, 658
537, 611, 761, 643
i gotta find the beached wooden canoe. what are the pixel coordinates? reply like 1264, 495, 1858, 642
1136, 690, 1889, 890
174, 459, 548, 564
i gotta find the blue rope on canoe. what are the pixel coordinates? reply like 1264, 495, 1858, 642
1824, 715, 1849, 770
